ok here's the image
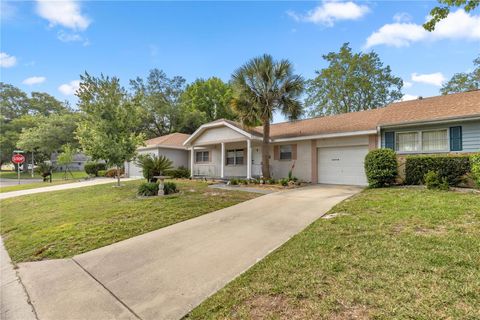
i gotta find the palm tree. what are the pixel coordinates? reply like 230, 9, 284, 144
231, 54, 304, 178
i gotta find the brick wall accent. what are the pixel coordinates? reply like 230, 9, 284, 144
368, 134, 378, 150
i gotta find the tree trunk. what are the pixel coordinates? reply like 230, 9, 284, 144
116, 165, 121, 187
261, 119, 271, 179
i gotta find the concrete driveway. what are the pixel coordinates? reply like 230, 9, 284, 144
17, 184, 362, 320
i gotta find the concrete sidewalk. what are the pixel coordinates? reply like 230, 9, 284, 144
0, 238, 37, 320
17, 185, 362, 320
0, 178, 138, 200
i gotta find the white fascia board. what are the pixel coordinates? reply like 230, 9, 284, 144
138, 145, 187, 151
183, 120, 261, 146
272, 130, 378, 143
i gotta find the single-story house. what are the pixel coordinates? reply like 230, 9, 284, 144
51, 152, 90, 172
125, 133, 191, 178
126, 90, 480, 185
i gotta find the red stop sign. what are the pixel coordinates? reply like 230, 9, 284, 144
12, 154, 25, 164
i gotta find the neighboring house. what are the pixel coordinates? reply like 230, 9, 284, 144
126, 91, 480, 185
125, 133, 190, 178
51, 152, 90, 171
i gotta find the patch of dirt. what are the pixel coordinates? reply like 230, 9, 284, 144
236, 294, 312, 320
322, 212, 351, 220
391, 224, 405, 234
331, 304, 370, 320
414, 226, 447, 236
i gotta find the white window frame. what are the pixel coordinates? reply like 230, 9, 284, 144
279, 145, 293, 160
195, 151, 210, 163
394, 128, 449, 154
226, 149, 244, 166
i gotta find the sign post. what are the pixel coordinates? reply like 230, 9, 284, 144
12, 153, 26, 185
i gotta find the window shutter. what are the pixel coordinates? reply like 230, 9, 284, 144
292, 144, 297, 160
208, 151, 212, 162
385, 132, 395, 150
274, 146, 279, 160
449, 126, 462, 151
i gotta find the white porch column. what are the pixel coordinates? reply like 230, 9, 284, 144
247, 139, 252, 179
190, 146, 195, 178
220, 142, 225, 179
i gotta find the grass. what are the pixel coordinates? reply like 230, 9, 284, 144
0, 179, 259, 263
0, 180, 75, 193
187, 187, 480, 319
0, 170, 88, 180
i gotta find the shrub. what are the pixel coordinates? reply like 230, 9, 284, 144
424, 171, 449, 190
279, 178, 289, 186
97, 170, 107, 177
105, 168, 124, 178
163, 182, 178, 195
229, 178, 239, 185
266, 178, 276, 185
135, 154, 173, 182
166, 166, 190, 179
471, 154, 480, 188
137, 182, 159, 196
84, 162, 107, 177
405, 155, 470, 186
364, 149, 398, 188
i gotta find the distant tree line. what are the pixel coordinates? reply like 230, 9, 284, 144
1, 43, 477, 178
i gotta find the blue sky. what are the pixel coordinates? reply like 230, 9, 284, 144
1, 0, 479, 122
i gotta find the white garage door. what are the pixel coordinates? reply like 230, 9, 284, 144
317, 145, 368, 186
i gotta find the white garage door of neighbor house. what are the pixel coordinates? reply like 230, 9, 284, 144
317, 145, 369, 186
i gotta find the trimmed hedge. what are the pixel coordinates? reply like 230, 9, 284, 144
364, 149, 398, 188
84, 162, 107, 177
405, 155, 470, 186
471, 154, 480, 187
165, 166, 190, 179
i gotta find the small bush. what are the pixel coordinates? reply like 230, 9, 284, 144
266, 178, 276, 185
279, 178, 289, 186
166, 166, 190, 179
84, 162, 107, 177
229, 178, 239, 185
97, 170, 106, 177
471, 154, 480, 188
163, 181, 178, 195
405, 155, 470, 186
364, 149, 398, 188
105, 168, 124, 178
137, 182, 159, 196
424, 171, 449, 190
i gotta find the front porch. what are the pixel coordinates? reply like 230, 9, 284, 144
189, 140, 263, 179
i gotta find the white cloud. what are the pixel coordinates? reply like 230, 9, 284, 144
288, 1, 369, 27
393, 12, 412, 23
401, 94, 419, 101
57, 30, 90, 45
0, 52, 17, 68
403, 81, 413, 88
22, 76, 46, 85
58, 80, 80, 95
36, 0, 90, 31
411, 72, 446, 87
365, 9, 480, 48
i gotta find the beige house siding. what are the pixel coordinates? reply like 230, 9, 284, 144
126, 147, 189, 178
269, 140, 312, 182
193, 127, 245, 145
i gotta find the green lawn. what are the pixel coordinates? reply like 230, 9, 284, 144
188, 188, 480, 319
0, 170, 88, 180
1, 180, 259, 263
